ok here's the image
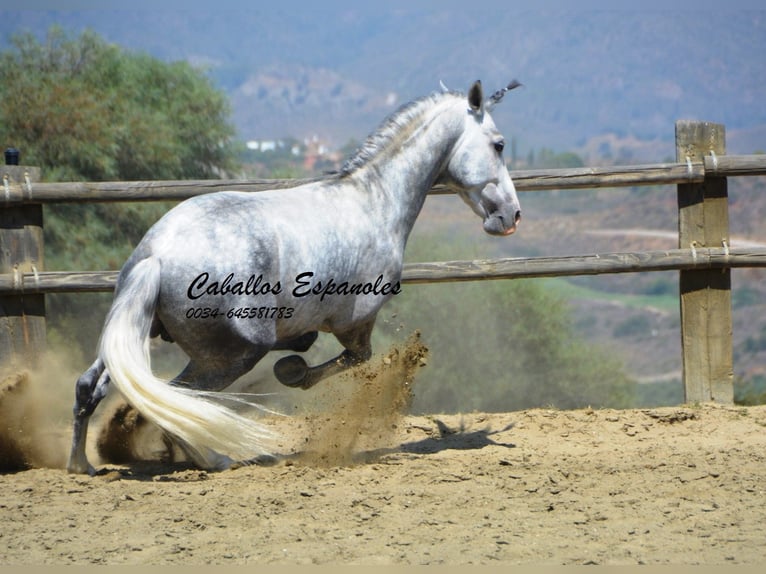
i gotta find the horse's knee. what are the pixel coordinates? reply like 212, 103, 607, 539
334, 319, 375, 360
352, 346, 372, 363
74, 361, 109, 418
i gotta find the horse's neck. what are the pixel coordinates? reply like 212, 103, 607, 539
354, 103, 461, 242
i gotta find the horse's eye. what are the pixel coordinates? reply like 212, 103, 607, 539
493, 140, 505, 153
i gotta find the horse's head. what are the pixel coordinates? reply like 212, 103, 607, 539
440, 80, 522, 236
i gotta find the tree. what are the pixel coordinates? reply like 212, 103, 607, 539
0, 27, 242, 357
0, 27, 238, 181
529, 147, 585, 169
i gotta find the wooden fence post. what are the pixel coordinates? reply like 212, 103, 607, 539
0, 152, 45, 372
675, 121, 733, 404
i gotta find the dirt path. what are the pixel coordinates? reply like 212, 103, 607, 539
2, 398, 765, 565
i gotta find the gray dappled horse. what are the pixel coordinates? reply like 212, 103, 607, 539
67, 80, 522, 475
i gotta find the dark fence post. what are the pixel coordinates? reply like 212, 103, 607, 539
675, 121, 733, 404
0, 150, 45, 372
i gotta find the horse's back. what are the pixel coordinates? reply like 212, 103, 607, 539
117, 179, 400, 341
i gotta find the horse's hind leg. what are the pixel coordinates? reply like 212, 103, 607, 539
67, 358, 111, 475
167, 352, 273, 469
274, 319, 374, 389
171, 349, 267, 392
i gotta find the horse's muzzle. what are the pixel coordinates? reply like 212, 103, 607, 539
483, 209, 521, 236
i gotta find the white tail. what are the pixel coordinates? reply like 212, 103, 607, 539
99, 257, 275, 469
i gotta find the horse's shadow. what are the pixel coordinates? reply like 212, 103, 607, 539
94, 418, 517, 481
350, 418, 517, 464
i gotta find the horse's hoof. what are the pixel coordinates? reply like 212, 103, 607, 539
274, 355, 309, 388
67, 459, 96, 476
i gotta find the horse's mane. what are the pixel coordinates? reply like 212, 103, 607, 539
339, 90, 461, 176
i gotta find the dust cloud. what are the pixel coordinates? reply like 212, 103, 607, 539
0, 349, 83, 472
96, 331, 430, 468
291, 331, 429, 466
1, 333, 429, 472
94, 331, 429, 468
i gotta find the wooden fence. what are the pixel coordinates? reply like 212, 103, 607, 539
2, 120, 766, 404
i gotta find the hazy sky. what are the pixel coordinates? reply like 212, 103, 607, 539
7, 0, 763, 11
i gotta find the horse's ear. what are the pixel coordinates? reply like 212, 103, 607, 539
468, 80, 483, 112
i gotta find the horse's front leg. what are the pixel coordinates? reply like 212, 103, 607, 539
274, 319, 374, 390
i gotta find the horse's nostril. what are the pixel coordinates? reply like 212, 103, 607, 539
514, 210, 522, 224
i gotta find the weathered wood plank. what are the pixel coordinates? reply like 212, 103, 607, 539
2, 152, 765, 206
401, 248, 766, 283
0, 165, 45, 370
2, 154, 765, 204
704, 154, 766, 177
1, 248, 764, 294
0, 176, 323, 204
505, 162, 706, 191
0, 270, 120, 294
676, 120, 733, 405
0, 162, 716, 203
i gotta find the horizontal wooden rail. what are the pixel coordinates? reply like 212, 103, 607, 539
0, 176, 324, 205
2, 154, 765, 205
401, 247, 766, 283
499, 161, 705, 192
1, 247, 764, 295
703, 153, 766, 177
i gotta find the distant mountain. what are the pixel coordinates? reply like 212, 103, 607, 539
229, 64, 399, 144
2, 8, 765, 158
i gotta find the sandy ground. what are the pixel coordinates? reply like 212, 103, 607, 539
1, 341, 766, 566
